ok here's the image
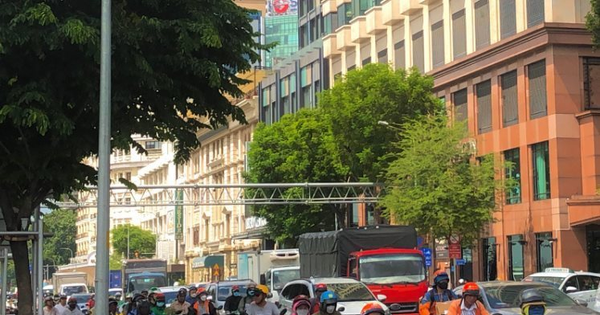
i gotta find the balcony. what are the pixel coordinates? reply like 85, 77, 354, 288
381, 0, 403, 25
336, 25, 354, 51
400, 0, 422, 15
321, 0, 337, 16
323, 34, 340, 58
350, 16, 369, 43
366, 7, 385, 34
208, 154, 224, 169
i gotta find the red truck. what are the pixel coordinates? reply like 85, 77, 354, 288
299, 225, 427, 315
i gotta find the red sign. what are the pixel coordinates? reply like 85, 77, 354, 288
449, 234, 462, 259
273, 0, 290, 14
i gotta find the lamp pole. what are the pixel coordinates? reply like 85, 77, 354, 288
60, 248, 74, 263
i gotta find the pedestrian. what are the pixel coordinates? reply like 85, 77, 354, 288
310, 283, 327, 314
55, 295, 68, 315
360, 302, 385, 315
312, 291, 341, 315
224, 285, 243, 315
446, 282, 489, 315
519, 289, 546, 315
186, 286, 198, 305
63, 297, 85, 315
44, 296, 59, 315
193, 288, 217, 315
88, 294, 96, 310
246, 285, 278, 315
138, 301, 155, 315
151, 293, 167, 315
419, 271, 457, 315
291, 295, 311, 315
238, 283, 257, 315
167, 288, 191, 315
110, 298, 120, 315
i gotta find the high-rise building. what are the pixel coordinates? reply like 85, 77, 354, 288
264, 0, 299, 68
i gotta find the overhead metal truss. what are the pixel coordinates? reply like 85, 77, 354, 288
54, 183, 383, 209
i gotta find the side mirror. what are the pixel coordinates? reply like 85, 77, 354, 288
575, 299, 588, 307
565, 286, 578, 294
337, 307, 345, 312
260, 274, 267, 285
217, 306, 224, 310
376, 294, 387, 302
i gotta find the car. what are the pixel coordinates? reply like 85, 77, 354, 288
453, 281, 599, 315
108, 288, 123, 297
594, 288, 600, 313
279, 278, 389, 315
157, 286, 186, 308
205, 280, 255, 314
523, 267, 600, 309
70, 293, 93, 315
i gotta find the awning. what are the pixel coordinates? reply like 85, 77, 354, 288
192, 255, 224, 269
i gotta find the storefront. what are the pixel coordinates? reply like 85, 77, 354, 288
191, 255, 225, 283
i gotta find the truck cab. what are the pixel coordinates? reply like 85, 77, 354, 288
348, 248, 427, 314
264, 266, 300, 302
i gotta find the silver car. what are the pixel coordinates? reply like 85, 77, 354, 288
453, 281, 599, 315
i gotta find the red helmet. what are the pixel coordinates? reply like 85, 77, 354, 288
463, 282, 480, 296
154, 293, 165, 301
315, 283, 327, 292
197, 287, 207, 295
232, 285, 240, 292
361, 302, 385, 315
292, 295, 311, 311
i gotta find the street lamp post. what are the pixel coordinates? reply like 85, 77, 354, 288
60, 248, 74, 263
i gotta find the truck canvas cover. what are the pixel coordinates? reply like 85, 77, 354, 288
298, 225, 417, 278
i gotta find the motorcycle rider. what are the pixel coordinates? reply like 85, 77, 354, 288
110, 298, 120, 315
292, 296, 312, 315
238, 282, 257, 315
193, 288, 217, 315
63, 297, 84, 315
186, 286, 198, 305
519, 289, 546, 315
55, 295, 68, 315
310, 284, 328, 314
246, 285, 278, 315
138, 301, 155, 315
447, 282, 489, 315
224, 286, 243, 315
151, 293, 167, 315
313, 291, 341, 315
419, 271, 457, 315
43, 296, 59, 315
167, 288, 191, 315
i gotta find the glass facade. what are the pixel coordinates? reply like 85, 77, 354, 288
536, 232, 553, 271
265, 15, 299, 68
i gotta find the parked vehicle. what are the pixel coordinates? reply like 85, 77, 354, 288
122, 259, 168, 295
524, 267, 600, 310
157, 286, 186, 308
593, 287, 600, 312
205, 280, 255, 314
453, 281, 599, 315
299, 225, 426, 314
71, 293, 93, 315
52, 272, 88, 295
108, 288, 123, 298
238, 249, 300, 301
279, 277, 389, 315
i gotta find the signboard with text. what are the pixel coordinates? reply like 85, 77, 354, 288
421, 247, 432, 267
449, 234, 462, 259
266, 0, 298, 16
174, 189, 183, 240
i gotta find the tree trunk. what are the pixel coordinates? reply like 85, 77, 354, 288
11, 239, 33, 315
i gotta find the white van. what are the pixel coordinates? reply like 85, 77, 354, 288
59, 283, 89, 296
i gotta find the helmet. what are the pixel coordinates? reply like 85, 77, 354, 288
197, 287, 207, 295
109, 298, 119, 306
292, 295, 311, 311
133, 293, 145, 302
361, 302, 385, 315
45, 296, 54, 302
433, 271, 450, 285
255, 284, 269, 295
178, 288, 188, 296
68, 297, 78, 303
154, 293, 165, 301
320, 290, 338, 305
315, 283, 328, 292
188, 285, 197, 291
115, 292, 122, 297
463, 282, 480, 296
232, 285, 240, 292
520, 289, 544, 307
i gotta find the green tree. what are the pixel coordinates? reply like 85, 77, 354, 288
42, 209, 77, 268
319, 63, 442, 183
0, 0, 265, 313
587, 0, 600, 48
381, 114, 507, 244
111, 224, 156, 259
110, 253, 123, 270
245, 109, 349, 245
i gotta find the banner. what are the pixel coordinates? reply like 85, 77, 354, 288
175, 189, 183, 240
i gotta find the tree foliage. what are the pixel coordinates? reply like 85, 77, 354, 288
42, 209, 77, 266
111, 224, 157, 259
381, 114, 506, 244
319, 64, 442, 182
0, 0, 264, 313
245, 109, 348, 245
587, 0, 600, 48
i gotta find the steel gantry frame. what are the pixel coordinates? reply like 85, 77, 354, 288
55, 182, 383, 208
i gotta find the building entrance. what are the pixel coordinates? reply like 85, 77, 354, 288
587, 225, 600, 272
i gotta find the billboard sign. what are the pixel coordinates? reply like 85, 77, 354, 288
267, 0, 298, 16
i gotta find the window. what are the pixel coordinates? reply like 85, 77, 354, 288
528, 60, 547, 118
527, 0, 545, 28
504, 148, 521, 204
145, 141, 160, 149
474, 0, 490, 49
476, 80, 492, 134
577, 275, 600, 291
452, 9, 466, 59
564, 277, 578, 292
431, 20, 444, 68
323, 13, 338, 34
501, 70, 518, 127
508, 234, 525, 281
453, 88, 468, 123
583, 58, 600, 109
532, 141, 550, 200
352, 0, 372, 17
378, 49, 387, 63
394, 40, 405, 69
412, 31, 424, 71
362, 57, 371, 66
482, 237, 497, 281
536, 232, 553, 271
500, 0, 516, 39
337, 3, 353, 26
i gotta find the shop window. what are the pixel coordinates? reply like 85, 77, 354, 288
504, 148, 521, 204
536, 232, 553, 271
508, 234, 525, 281
532, 141, 550, 200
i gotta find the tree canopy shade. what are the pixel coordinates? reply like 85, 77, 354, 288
381, 114, 508, 244
244, 109, 348, 245
587, 0, 600, 48
42, 209, 77, 267
0, 0, 266, 313
111, 224, 157, 259
318, 63, 442, 182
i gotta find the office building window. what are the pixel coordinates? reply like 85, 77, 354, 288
504, 148, 521, 204
299, 0, 307, 17
500, 0, 516, 39
412, 31, 424, 71
532, 141, 550, 200
482, 237, 497, 281
362, 57, 371, 65
536, 232, 553, 271
431, 20, 444, 68
583, 57, 600, 109
452, 9, 467, 59
378, 49, 387, 63
324, 13, 338, 34
508, 234, 525, 281
394, 40, 405, 69
475, 0, 490, 49
476, 80, 492, 134
453, 88, 468, 123
527, 0, 544, 28
528, 60, 547, 119
501, 70, 519, 127
352, 0, 372, 17
337, 3, 353, 26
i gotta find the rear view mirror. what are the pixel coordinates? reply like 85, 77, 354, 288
565, 286, 578, 294
337, 307, 345, 312
376, 294, 387, 302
